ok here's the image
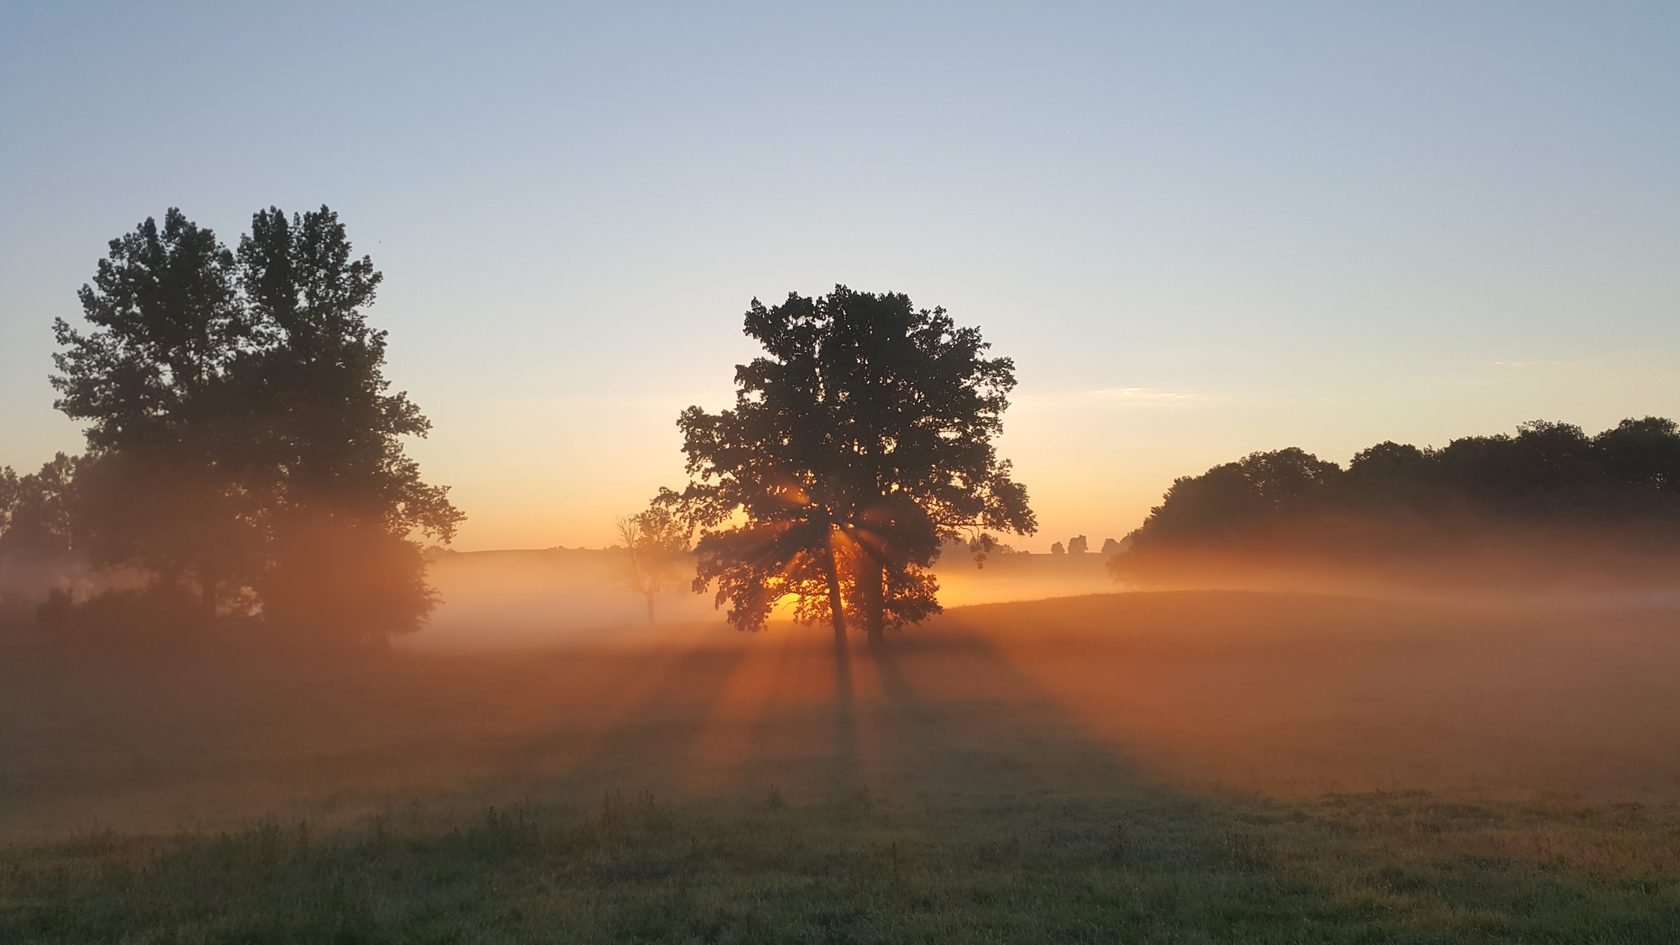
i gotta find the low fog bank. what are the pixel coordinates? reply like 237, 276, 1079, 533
418, 548, 718, 647
418, 530, 1680, 651
6, 589, 1679, 841
415, 547, 1116, 650
1111, 523, 1680, 612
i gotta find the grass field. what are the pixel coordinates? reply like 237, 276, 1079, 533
3, 590, 1679, 943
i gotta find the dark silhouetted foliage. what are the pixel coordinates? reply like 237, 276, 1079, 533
1113, 418, 1680, 581
0, 455, 85, 642
48, 207, 461, 646
35, 583, 204, 649
236, 206, 462, 645
51, 210, 258, 621
672, 286, 1035, 645
0, 454, 80, 602
1124, 447, 1343, 549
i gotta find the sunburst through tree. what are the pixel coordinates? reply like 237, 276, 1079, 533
670, 286, 1036, 648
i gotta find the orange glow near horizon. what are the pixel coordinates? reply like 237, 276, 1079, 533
8, 583, 1680, 844
470, 590, 1680, 806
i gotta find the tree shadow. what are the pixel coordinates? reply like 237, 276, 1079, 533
858, 627, 1433, 940
829, 630, 861, 794
9, 618, 1675, 942
471, 635, 755, 800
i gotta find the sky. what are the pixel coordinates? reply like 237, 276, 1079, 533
2, 1, 1676, 551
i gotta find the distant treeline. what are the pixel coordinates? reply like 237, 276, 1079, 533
1114, 418, 1680, 580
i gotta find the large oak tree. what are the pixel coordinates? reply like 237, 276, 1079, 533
674, 286, 1035, 647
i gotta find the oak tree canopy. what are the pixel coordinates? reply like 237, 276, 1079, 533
673, 286, 1035, 646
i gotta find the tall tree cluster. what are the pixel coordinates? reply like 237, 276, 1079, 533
1118, 418, 1680, 563
672, 286, 1035, 646
42, 206, 461, 644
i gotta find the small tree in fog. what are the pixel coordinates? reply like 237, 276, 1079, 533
1101, 537, 1122, 555
1068, 535, 1088, 555
1050, 541, 1065, 555
615, 497, 692, 625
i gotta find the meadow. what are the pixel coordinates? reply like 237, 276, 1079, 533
3, 589, 1679, 943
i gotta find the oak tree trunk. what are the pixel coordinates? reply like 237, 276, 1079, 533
861, 557, 886, 649
822, 541, 848, 650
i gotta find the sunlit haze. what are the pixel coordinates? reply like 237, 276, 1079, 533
2, 2, 1675, 550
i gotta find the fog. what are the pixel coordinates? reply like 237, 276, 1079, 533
416, 548, 1121, 650
6, 544, 1679, 844
418, 534, 1680, 652
1108, 525, 1680, 613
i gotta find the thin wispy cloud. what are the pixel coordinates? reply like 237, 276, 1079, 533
1017, 387, 1216, 409
1083, 387, 1209, 403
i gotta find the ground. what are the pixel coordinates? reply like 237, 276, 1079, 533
2, 591, 1678, 943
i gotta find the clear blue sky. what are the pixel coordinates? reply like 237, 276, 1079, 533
3, 1, 1676, 550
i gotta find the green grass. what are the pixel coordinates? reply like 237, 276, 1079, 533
3, 592, 1678, 943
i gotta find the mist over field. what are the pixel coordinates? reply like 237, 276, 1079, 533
11, 469, 1680, 940
418, 547, 1117, 648
417, 532, 1680, 653
7, 579, 1680, 940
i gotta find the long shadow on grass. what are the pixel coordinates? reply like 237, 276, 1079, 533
860, 630, 1363, 942
6, 619, 1678, 944
451, 637, 755, 805
861, 621, 1680, 944
830, 631, 860, 793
